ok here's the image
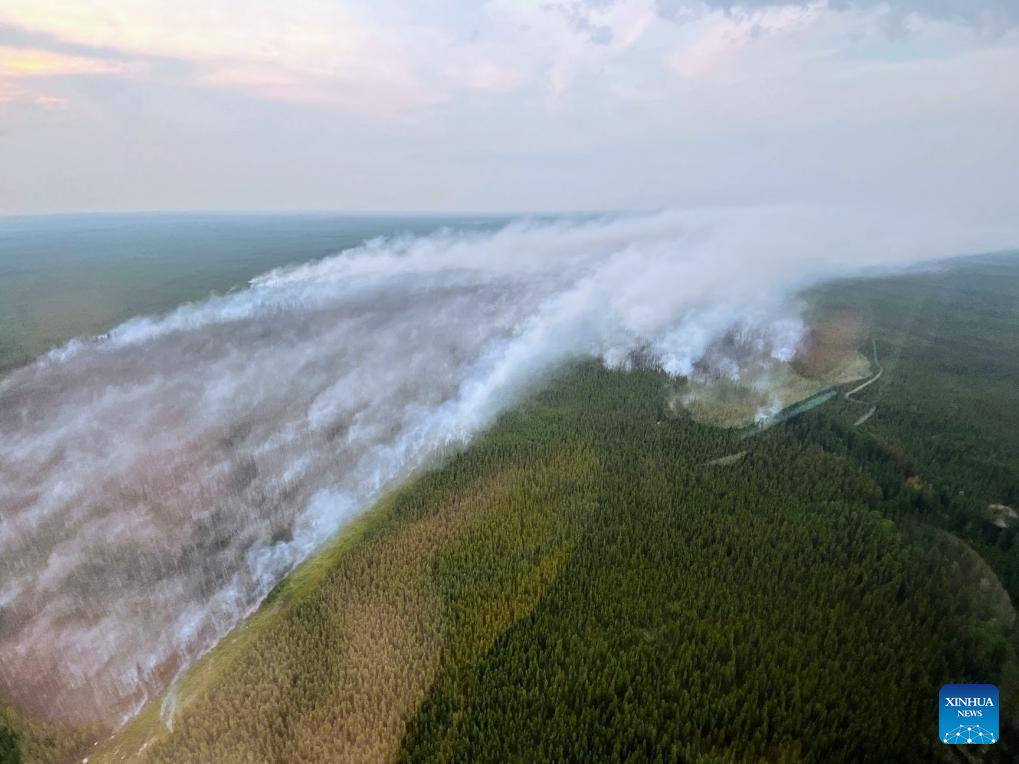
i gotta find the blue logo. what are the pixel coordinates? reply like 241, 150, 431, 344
940, 684, 998, 744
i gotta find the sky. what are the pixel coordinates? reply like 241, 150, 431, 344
0, 0, 1017, 216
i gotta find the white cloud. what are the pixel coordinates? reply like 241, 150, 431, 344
667, 3, 825, 80
688, 0, 1019, 34
0, 1, 533, 115
0, 0, 1016, 213
0, 46, 133, 77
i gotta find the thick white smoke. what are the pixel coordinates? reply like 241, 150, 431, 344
0, 207, 1014, 724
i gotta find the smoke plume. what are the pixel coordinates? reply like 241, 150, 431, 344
0, 207, 1013, 724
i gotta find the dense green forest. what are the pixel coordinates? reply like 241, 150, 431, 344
3, 254, 1017, 763
810, 256, 1019, 592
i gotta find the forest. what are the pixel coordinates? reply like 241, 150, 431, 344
2, 254, 1017, 763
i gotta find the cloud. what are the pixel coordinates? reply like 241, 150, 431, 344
0, 46, 133, 77
662, 0, 1019, 33
0, 0, 1016, 213
666, 3, 822, 79
0, 0, 664, 114
0, 79, 22, 102
486, 0, 659, 96
0, 44, 135, 108
0, 2, 537, 116
0, 0, 1014, 120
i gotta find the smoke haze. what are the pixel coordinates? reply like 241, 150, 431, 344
0, 207, 1015, 724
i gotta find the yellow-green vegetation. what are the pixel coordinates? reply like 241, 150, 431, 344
89, 383, 602, 764
0, 707, 98, 764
